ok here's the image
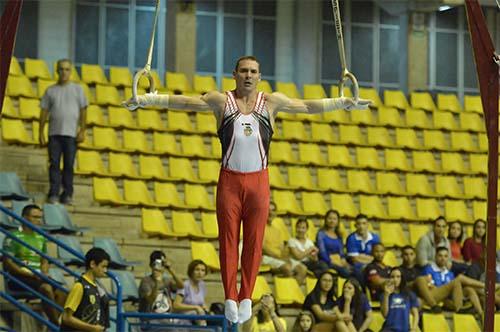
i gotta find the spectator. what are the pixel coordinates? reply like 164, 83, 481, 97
316, 210, 352, 278
346, 214, 380, 274
399, 246, 420, 286
3, 204, 67, 324
302, 271, 337, 329
262, 202, 308, 285
333, 278, 372, 332
288, 218, 329, 278
447, 222, 465, 263
291, 310, 315, 332
364, 243, 391, 302
174, 259, 209, 326
138, 250, 184, 331
39, 59, 88, 205
462, 219, 486, 264
242, 293, 286, 332
380, 267, 419, 332
465, 252, 500, 310
60, 248, 110, 332
415, 217, 450, 268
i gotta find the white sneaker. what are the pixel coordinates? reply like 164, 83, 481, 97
224, 299, 238, 323
238, 298, 252, 324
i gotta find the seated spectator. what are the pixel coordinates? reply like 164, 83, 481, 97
333, 278, 372, 332
291, 310, 315, 332
416, 217, 450, 269
138, 250, 184, 331
364, 243, 391, 302
60, 248, 110, 332
315, 210, 352, 278
448, 221, 465, 263
380, 267, 419, 332
465, 252, 500, 310
241, 293, 286, 332
3, 204, 67, 324
399, 245, 420, 287
289, 218, 329, 278
462, 219, 486, 264
262, 202, 307, 285
303, 271, 338, 329
174, 259, 209, 326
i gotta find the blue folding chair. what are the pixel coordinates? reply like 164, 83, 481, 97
93, 237, 140, 269
0, 173, 29, 200
110, 269, 139, 302
43, 204, 89, 234
56, 236, 85, 266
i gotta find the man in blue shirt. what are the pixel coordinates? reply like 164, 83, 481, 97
346, 214, 380, 267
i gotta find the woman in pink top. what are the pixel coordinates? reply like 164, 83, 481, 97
447, 221, 465, 262
462, 219, 486, 263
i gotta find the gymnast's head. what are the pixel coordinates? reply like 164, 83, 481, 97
233, 56, 262, 90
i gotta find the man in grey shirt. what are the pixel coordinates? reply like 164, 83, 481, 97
39, 59, 87, 204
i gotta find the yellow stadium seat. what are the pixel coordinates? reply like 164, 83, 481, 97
350, 109, 374, 125
478, 134, 487, 152
409, 223, 430, 246
405, 108, 431, 128
198, 159, 220, 183
166, 72, 192, 94
450, 132, 476, 152
172, 211, 204, 238
1, 118, 35, 144
472, 201, 486, 221
359, 87, 382, 108
108, 152, 144, 179
109, 66, 132, 87
330, 85, 352, 98
81, 64, 108, 84
93, 177, 130, 205
395, 128, 421, 149
276, 81, 300, 98
464, 95, 482, 113
303, 84, 326, 99
9, 57, 23, 76
37, 79, 56, 98
302, 192, 329, 216
185, 184, 215, 210
18, 98, 41, 120
453, 314, 480, 332
153, 132, 180, 155
423, 314, 450, 332
123, 179, 165, 207
317, 168, 346, 192
406, 173, 434, 197
191, 241, 220, 270
138, 70, 163, 90
95, 84, 121, 106
469, 153, 487, 175
24, 58, 51, 80
200, 212, 218, 239
269, 166, 289, 189
378, 106, 402, 127
211, 136, 221, 158
323, 109, 349, 124
139, 155, 169, 180
167, 111, 194, 132
181, 135, 210, 158
252, 276, 272, 302
141, 208, 176, 238
7, 75, 36, 98
2, 96, 17, 118
383, 89, 409, 110
330, 193, 358, 217
222, 77, 235, 91
383, 250, 399, 267
437, 93, 462, 113
367, 127, 393, 147
288, 167, 315, 190
274, 277, 305, 305
356, 147, 382, 169
123, 129, 154, 154
347, 170, 374, 193
273, 190, 304, 215
411, 92, 437, 112
441, 152, 466, 174
339, 124, 364, 145
435, 175, 463, 199
416, 198, 441, 220
306, 277, 317, 295
137, 109, 166, 131
270, 141, 297, 164
310, 122, 335, 143
463, 177, 485, 199
384, 149, 411, 171
257, 80, 272, 93
327, 145, 354, 167
85, 105, 106, 126
376, 172, 404, 195
433, 111, 457, 130
272, 217, 291, 242
282, 120, 308, 141
298, 143, 326, 165
444, 200, 471, 223
89, 127, 126, 151
108, 106, 137, 129
387, 196, 416, 220
423, 130, 448, 150
360, 195, 387, 219
196, 112, 217, 134
79, 82, 95, 104
169, 157, 198, 182
369, 312, 385, 332
193, 74, 217, 94
75, 150, 108, 176
459, 112, 484, 132
31, 121, 48, 144
153, 182, 188, 209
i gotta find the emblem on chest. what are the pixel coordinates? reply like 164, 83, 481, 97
242, 122, 253, 136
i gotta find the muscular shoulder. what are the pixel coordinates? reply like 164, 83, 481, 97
201, 91, 227, 108
265, 92, 291, 107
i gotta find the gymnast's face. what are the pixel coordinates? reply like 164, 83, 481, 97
233, 59, 261, 93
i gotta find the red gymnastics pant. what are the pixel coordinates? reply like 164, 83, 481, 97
216, 167, 270, 301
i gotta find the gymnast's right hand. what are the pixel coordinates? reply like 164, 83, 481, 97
122, 96, 141, 111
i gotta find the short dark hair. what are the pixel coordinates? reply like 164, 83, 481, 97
149, 250, 166, 266
433, 216, 447, 226
56, 58, 72, 70
372, 243, 384, 252
22, 204, 41, 218
402, 245, 415, 252
436, 246, 449, 254
234, 55, 260, 72
85, 247, 110, 269
296, 218, 309, 230
355, 214, 368, 221
187, 259, 207, 279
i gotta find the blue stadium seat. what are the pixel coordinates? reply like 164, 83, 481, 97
0, 204, 20, 229
110, 269, 139, 302
0, 173, 29, 200
43, 204, 89, 234
48, 267, 68, 287
56, 236, 85, 266
93, 237, 140, 269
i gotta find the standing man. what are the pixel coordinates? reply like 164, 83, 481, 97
39, 59, 88, 205
124, 55, 370, 323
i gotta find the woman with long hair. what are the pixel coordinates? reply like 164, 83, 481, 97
316, 210, 352, 278
291, 310, 315, 332
447, 221, 465, 262
241, 293, 286, 332
302, 271, 338, 328
462, 219, 486, 263
380, 267, 419, 332
333, 278, 372, 332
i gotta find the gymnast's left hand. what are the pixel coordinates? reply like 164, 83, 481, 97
122, 97, 141, 111
343, 97, 372, 111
